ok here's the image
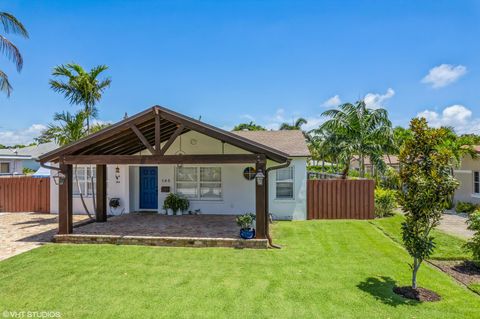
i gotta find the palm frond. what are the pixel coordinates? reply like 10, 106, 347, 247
0, 35, 23, 71
0, 12, 28, 38
90, 65, 109, 79
0, 69, 12, 96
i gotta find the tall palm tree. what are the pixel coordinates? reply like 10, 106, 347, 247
320, 101, 393, 178
0, 12, 28, 96
49, 63, 111, 132
279, 118, 307, 130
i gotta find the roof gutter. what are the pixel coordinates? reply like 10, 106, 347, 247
264, 158, 292, 249
40, 161, 61, 171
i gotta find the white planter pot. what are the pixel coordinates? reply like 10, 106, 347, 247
175, 211, 183, 216
167, 209, 174, 216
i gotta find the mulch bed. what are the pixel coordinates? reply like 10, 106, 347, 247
431, 260, 480, 287
393, 286, 441, 302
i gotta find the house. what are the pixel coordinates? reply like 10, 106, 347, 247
0, 142, 57, 175
39, 106, 310, 239
350, 155, 399, 175
454, 145, 480, 205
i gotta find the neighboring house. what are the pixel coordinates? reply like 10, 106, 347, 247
0, 142, 57, 175
454, 145, 480, 205
350, 155, 399, 175
44, 106, 310, 223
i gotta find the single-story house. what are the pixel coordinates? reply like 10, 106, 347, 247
39, 106, 310, 239
0, 142, 57, 175
350, 155, 399, 175
454, 145, 480, 205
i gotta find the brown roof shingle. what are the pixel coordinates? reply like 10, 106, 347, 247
232, 130, 310, 157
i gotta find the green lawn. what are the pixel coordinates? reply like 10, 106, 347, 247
1, 220, 479, 318
370, 213, 471, 260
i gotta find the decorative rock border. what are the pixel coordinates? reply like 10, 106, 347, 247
54, 234, 268, 249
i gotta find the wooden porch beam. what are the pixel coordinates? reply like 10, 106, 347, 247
58, 163, 73, 234
130, 124, 156, 154
155, 110, 161, 154
255, 155, 267, 239
159, 124, 185, 155
63, 154, 259, 165
95, 164, 107, 222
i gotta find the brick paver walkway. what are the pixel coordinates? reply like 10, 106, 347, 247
0, 213, 89, 261
75, 213, 240, 238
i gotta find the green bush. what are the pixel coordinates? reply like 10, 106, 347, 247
236, 213, 256, 230
374, 188, 397, 218
378, 167, 400, 190
465, 210, 480, 263
455, 201, 479, 214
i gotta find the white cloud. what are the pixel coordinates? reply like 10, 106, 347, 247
262, 108, 323, 131
322, 95, 341, 107
416, 104, 480, 134
364, 88, 395, 109
421, 64, 467, 88
0, 124, 47, 146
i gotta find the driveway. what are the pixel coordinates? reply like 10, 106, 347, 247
438, 212, 475, 239
0, 213, 89, 261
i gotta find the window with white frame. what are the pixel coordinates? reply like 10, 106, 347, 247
0, 162, 10, 174
474, 171, 479, 194
276, 166, 294, 199
176, 167, 222, 200
73, 166, 96, 196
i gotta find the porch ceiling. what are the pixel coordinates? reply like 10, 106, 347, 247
38, 106, 289, 164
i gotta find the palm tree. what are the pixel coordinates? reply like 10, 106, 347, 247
36, 110, 95, 218
0, 12, 28, 96
49, 63, 111, 132
36, 111, 88, 146
320, 101, 393, 178
279, 118, 307, 130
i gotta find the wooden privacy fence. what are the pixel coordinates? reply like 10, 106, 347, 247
307, 179, 375, 219
0, 177, 50, 213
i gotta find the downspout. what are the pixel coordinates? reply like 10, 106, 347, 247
265, 158, 291, 249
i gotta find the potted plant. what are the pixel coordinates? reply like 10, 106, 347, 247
236, 213, 256, 239
163, 193, 190, 216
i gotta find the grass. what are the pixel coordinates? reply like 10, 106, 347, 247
470, 283, 480, 294
370, 213, 471, 260
0, 220, 479, 318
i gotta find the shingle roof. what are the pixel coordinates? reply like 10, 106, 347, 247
232, 130, 310, 157
0, 142, 57, 159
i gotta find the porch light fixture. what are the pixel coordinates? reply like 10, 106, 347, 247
115, 166, 120, 183
255, 169, 265, 186
53, 171, 66, 186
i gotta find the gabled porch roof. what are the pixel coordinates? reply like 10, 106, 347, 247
38, 105, 289, 164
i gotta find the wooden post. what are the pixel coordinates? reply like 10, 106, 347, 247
96, 164, 107, 222
255, 155, 267, 239
58, 163, 73, 234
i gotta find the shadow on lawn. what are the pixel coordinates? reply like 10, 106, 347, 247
357, 276, 418, 307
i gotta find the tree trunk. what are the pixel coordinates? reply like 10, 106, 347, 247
322, 159, 325, 172
360, 154, 365, 178
412, 257, 421, 289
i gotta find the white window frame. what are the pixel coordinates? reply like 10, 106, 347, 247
275, 166, 295, 200
474, 171, 480, 195
72, 165, 96, 197
0, 162, 10, 174
175, 166, 223, 201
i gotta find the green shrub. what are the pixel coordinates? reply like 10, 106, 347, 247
455, 201, 479, 214
465, 210, 480, 263
236, 213, 256, 230
374, 188, 397, 218
378, 167, 401, 190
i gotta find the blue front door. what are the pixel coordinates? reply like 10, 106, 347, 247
139, 167, 158, 209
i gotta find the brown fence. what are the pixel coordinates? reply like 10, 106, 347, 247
307, 179, 375, 219
0, 177, 50, 213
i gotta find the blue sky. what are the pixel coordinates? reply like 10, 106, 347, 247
0, 0, 479, 145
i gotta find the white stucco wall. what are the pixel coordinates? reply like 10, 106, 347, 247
453, 156, 480, 205
50, 131, 308, 220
